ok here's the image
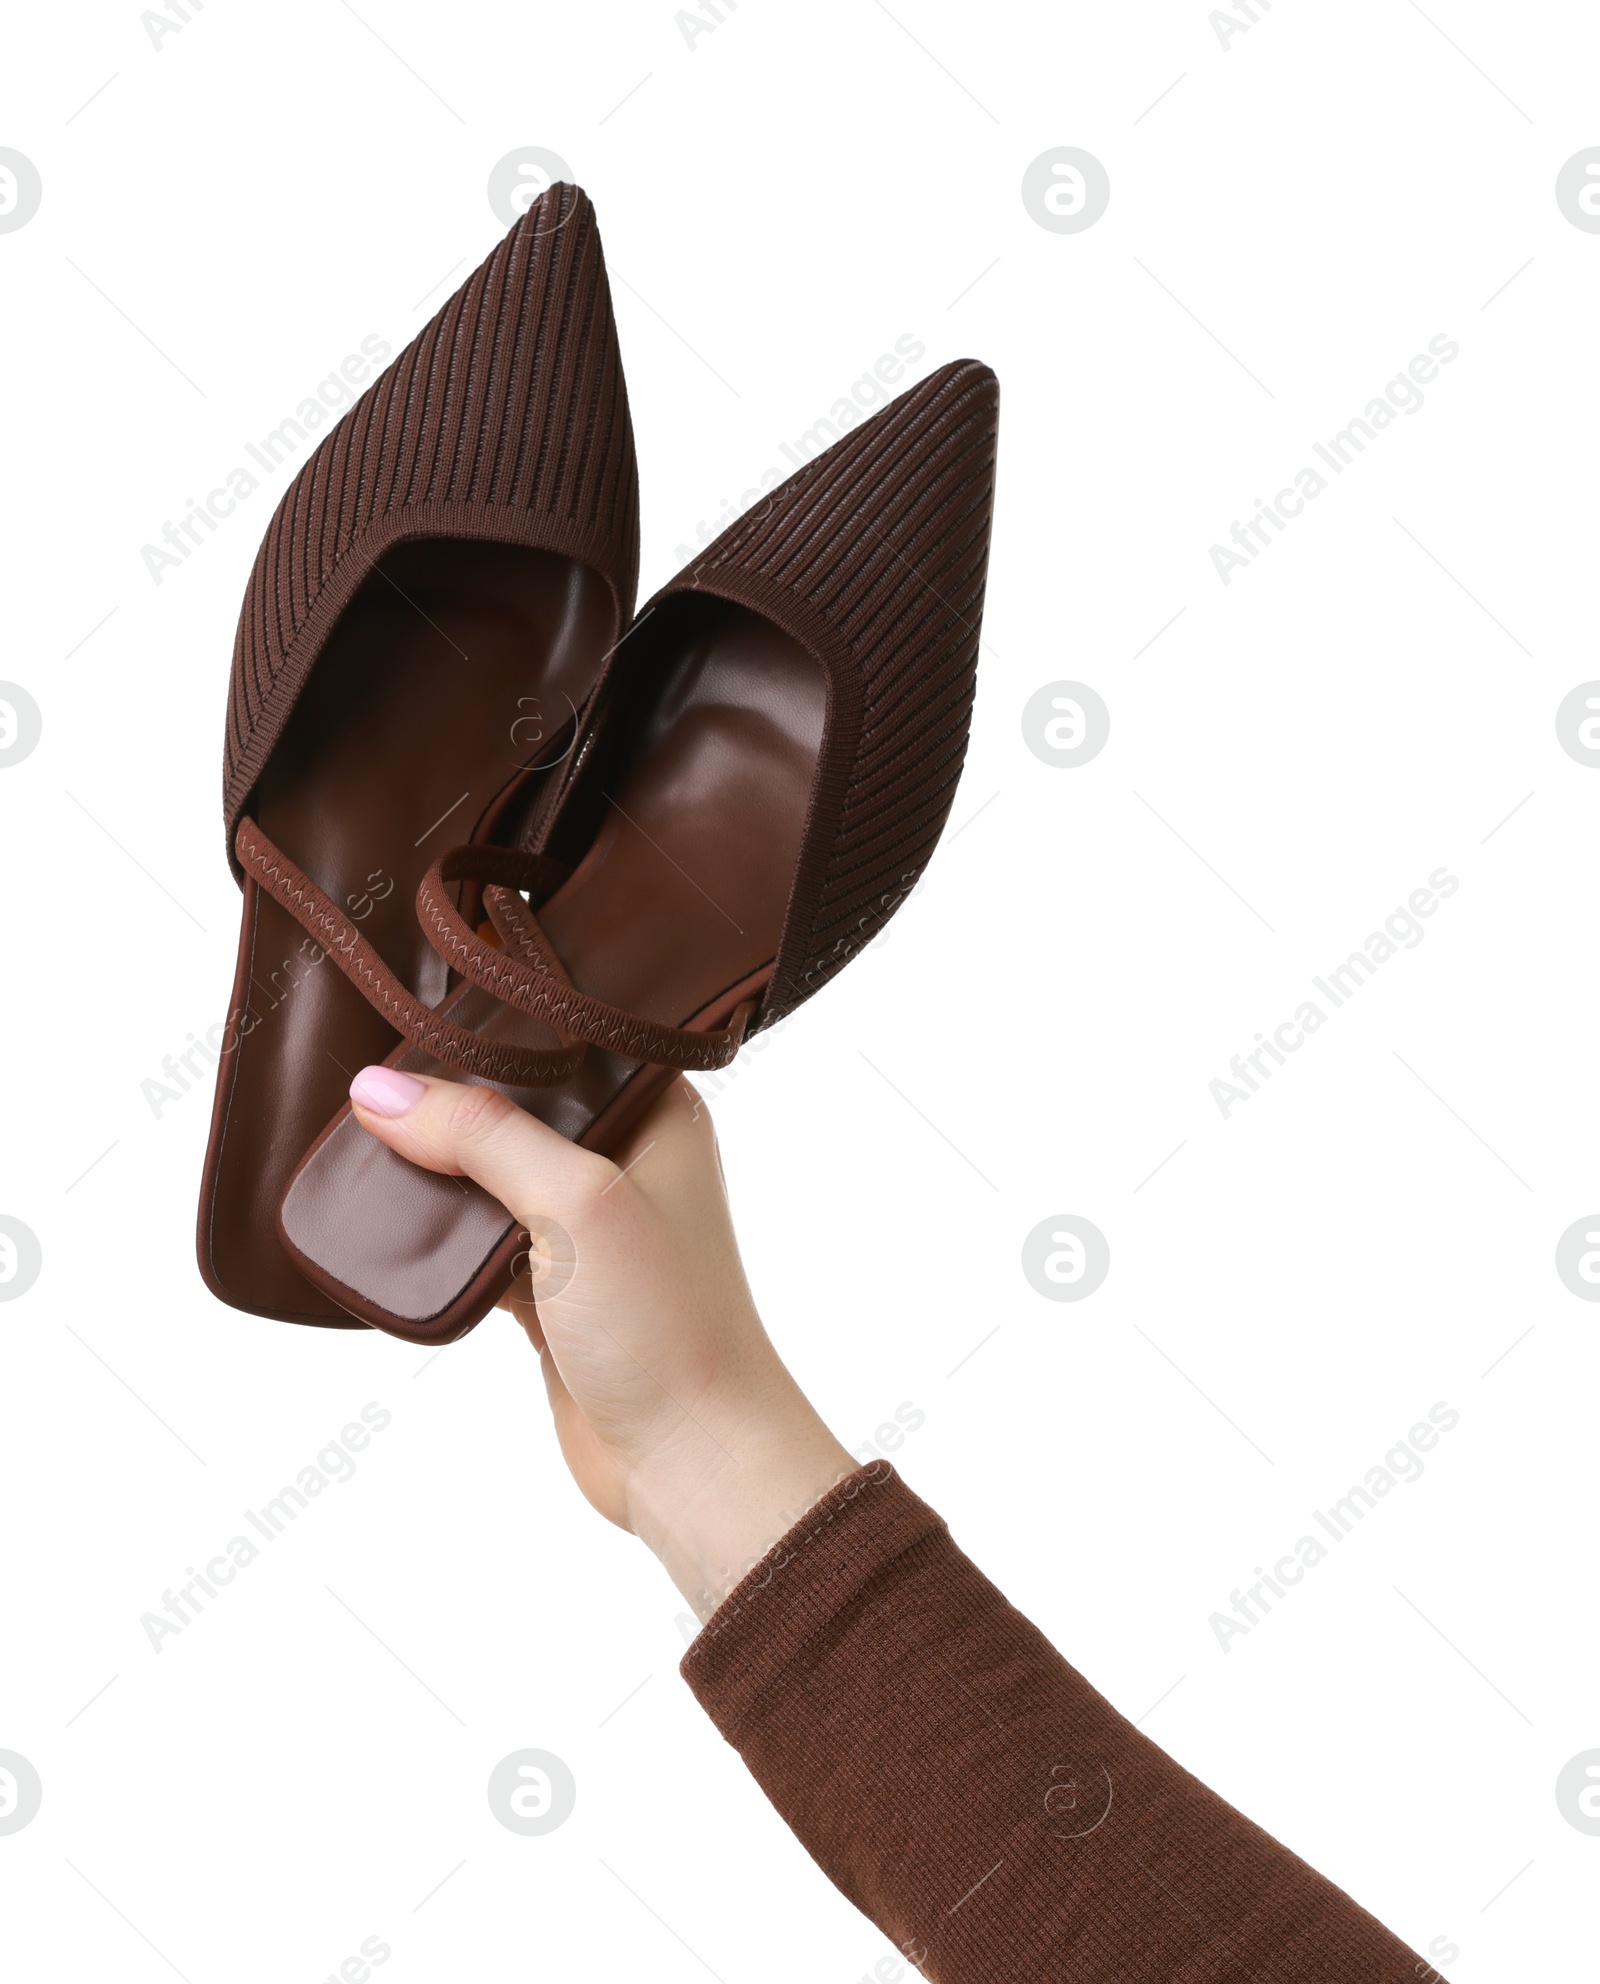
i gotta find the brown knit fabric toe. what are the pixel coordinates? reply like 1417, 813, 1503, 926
222, 181, 639, 873
653, 356, 999, 1022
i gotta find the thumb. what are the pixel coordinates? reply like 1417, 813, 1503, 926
347, 1065, 615, 1226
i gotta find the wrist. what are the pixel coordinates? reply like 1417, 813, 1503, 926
626, 1376, 854, 1621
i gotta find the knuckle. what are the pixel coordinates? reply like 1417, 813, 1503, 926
443, 1081, 515, 1148
542, 1148, 619, 1227
568, 1149, 621, 1209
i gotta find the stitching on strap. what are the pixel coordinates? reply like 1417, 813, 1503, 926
417, 853, 751, 1073
235, 819, 582, 1087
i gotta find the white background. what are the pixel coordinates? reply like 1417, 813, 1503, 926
1, 2, 1596, 1978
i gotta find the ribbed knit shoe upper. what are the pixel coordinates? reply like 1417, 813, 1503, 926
222, 183, 640, 864
655, 357, 1000, 1021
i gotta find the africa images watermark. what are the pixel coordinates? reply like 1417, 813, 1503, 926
676, 0, 744, 52
1209, 334, 1460, 585
141, 0, 211, 54
142, 1020, 231, 1117
1210, 866, 1459, 1119
1210, 1401, 1461, 1652
670, 334, 926, 568
1210, 0, 1286, 53
139, 334, 392, 584
141, 869, 397, 1117
140, 1404, 392, 1651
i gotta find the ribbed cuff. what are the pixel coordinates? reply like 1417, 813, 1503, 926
680, 1461, 945, 1739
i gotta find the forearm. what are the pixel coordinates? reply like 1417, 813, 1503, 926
678, 1464, 1426, 1984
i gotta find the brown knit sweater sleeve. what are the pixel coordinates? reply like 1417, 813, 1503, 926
681, 1463, 1424, 1983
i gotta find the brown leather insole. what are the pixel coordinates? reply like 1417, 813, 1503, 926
200, 539, 614, 1322
277, 599, 826, 1332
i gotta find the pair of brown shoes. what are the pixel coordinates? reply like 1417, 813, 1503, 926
198, 183, 1001, 1345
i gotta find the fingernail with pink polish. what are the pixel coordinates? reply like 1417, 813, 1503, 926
350, 1067, 427, 1117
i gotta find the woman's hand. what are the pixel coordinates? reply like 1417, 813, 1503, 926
347, 1065, 854, 1619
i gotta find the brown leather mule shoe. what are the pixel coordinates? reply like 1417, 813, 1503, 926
257, 357, 1000, 1343
197, 183, 639, 1325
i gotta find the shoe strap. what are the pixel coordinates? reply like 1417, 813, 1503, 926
234, 818, 586, 1088
417, 845, 758, 1073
